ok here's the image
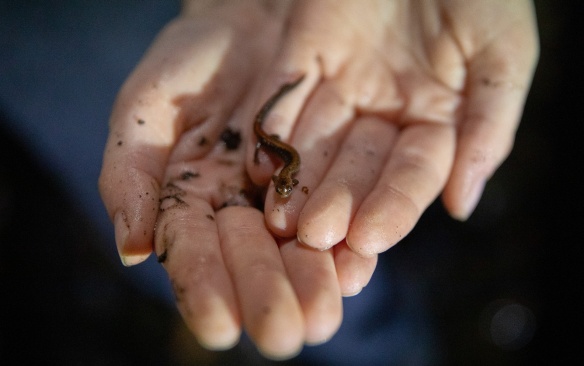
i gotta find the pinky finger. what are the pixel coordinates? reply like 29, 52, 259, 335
442, 15, 539, 220
334, 241, 378, 297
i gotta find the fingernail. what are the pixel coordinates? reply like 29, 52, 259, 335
114, 212, 150, 266
120, 253, 151, 267
456, 178, 485, 221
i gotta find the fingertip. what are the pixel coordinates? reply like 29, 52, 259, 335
114, 210, 154, 266
263, 198, 302, 239
253, 308, 305, 360
304, 309, 342, 346
334, 243, 377, 295
443, 162, 487, 221
256, 341, 303, 362
296, 232, 333, 251
300, 276, 343, 346
449, 178, 486, 221
195, 325, 241, 352
345, 230, 389, 257
341, 287, 363, 297
119, 253, 151, 267
347, 192, 419, 256
252, 303, 305, 361
296, 190, 352, 250
345, 238, 379, 257
305, 331, 336, 347
182, 297, 242, 352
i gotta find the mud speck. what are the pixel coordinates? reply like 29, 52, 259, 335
157, 250, 168, 263
481, 77, 493, 86
220, 127, 241, 150
137, 119, 145, 125
181, 171, 200, 180
159, 182, 188, 211
206, 214, 215, 221
198, 136, 209, 146
302, 186, 309, 194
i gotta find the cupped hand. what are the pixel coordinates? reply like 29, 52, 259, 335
98, 1, 375, 359
248, 0, 539, 255
99, 0, 539, 358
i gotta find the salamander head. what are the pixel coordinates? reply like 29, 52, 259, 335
272, 175, 299, 198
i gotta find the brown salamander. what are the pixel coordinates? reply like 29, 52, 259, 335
254, 75, 305, 198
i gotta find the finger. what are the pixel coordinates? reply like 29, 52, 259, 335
99, 19, 250, 265
347, 123, 455, 256
155, 195, 240, 350
297, 115, 398, 250
333, 241, 378, 296
217, 207, 304, 360
442, 6, 539, 220
279, 239, 342, 345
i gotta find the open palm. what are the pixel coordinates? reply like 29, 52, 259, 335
249, 0, 539, 256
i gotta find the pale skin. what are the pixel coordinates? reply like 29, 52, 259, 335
98, 0, 539, 360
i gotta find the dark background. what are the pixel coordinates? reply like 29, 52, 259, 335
1, 1, 582, 364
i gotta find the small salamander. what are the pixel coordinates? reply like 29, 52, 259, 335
254, 75, 305, 198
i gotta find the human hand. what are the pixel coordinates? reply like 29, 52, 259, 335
98, 1, 375, 359
248, 0, 539, 256
99, 0, 538, 358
